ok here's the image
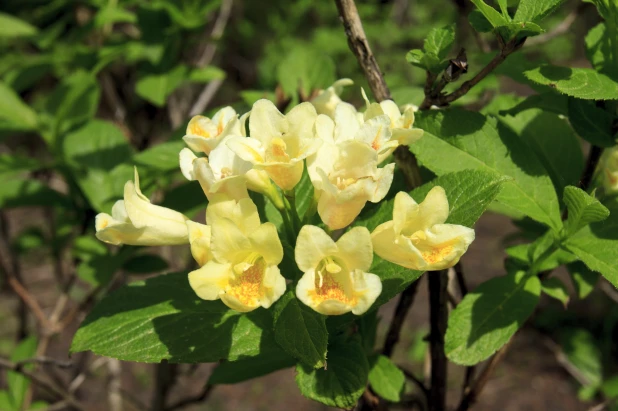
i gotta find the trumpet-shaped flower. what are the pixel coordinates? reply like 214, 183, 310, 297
361, 91, 424, 158
95, 168, 189, 246
179, 138, 251, 201
183, 107, 242, 155
188, 196, 286, 312
310, 78, 354, 118
295, 225, 382, 315
602, 146, 618, 194
308, 115, 394, 230
187, 221, 212, 266
371, 187, 475, 271
226, 99, 321, 190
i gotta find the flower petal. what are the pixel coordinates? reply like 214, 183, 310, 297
188, 261, 230, 300
210, 218, 251, 263
295, 225, 338, 272
179, 148, 197, 181
249, 99, 287, 144
351, 271, 382, 315
260, 265, 286, 309
187, 221, 212, 266
248, 222, 283, 265
335, 226, 373, 271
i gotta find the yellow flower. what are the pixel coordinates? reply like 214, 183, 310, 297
183, 107, 242, 155
188, 196, 286, 312
310, 78, 354, 118
362, 90, 424, 160
602, 146, 618, 194
308, 115, 394, 230
179, 137, 251, 201
371, 187, 475, 271
295, 225, 382, 315
95, 168, 189, 246
226, 99, 321, 190
186, 221, 212, 266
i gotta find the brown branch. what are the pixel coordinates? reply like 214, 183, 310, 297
0, 357, 85, 410
402, 367, 429, 398
5, 276, 49, 329
428, 270, 448, 411
420, 37, 525, 109
382, 280, 421, 357
457, 338, 514, 411
164, 384, 214, 411
14, 357, 73, 369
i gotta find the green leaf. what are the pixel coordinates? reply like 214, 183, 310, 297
523, 65, 618, 100
73, 235, 126, 286
277, 47, 336, 99
469, 10, 493, 33
445, 271, 541, 365
541, 277, 570, 307
506, 234, 576, 272
424, 25, 455, 61
0, 81, 38, 130
496, 21, 544, 41
208, 349, 296, 385
94, 6, 137, 28
412, 109, 562, 230
567, 261, 599, 299
495, 108, 584, 194
0, 154, 43, 176
558, 328, 602, 387
585, 23, 618, 79
498, 92, 568, 117
136, 65, 188, 107
0, 392, 13, 411
123, 254, 169, 274
0, 12, 38, 38
133, 141, 186, 172
368, 355, 405, 402
563, 200, 618, 288
160, 182, 207, 217
272, 291, 328, 369
63, 120, 133, 212
470, 0, 509, 28
43, 72, 100, 142
567, 98, 616, 148
71, 272, 276, 363
514, 0, 566, 22
563, 186, 610, 236
8, 336, 37, 411
189, 66, 226, 83
0, 179, 70, 209
296, 336, 369, 409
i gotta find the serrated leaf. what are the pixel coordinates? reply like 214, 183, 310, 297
0, 12, 38, 38
563, 186, 610, 236
406, 49, 426, 67
496, 21, 544, 41
567, 98, 615, 148
412, 109, 562, 230
563, 200, 618, 288
469, 10, 493, 33
208, 349, 295, 385
272, 292, 327, 368
8, 336, 37, 410
296, 336, 368, 409
498, 92, 568, 117
514, 0, 566, 22
523, 65, 618, 100
445, 271, 541, 365
541, 277, 570, 307
0, 81, 38, 131
470, 0, 509, 27
424, 25, 455, 61
368, 355, 405, 402
567, 261, 599, 299
506, 233, 576, 272
584, 23, 618, 79
133, 141, 186, 172
71, 272, 275, 363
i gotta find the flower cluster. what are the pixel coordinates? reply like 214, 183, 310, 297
95, 80, 474, 315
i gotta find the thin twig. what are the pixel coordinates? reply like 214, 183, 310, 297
457, 338, 514, 411
402, 367, 430, 397
189, 78, 224, 117
420, 37, 525, 109
164, 384, 214, 411
428, 271, 448, 411
14, 357, 73, 369
580, 145, 603, 191
382, 280, 421, 357
0, 357, 85, 410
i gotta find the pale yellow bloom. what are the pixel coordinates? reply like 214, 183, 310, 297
187, 221, 212, 266
95, 168, 189, 246
362, 90, 424, 160
602, 146, 618, 193
226, 99, 321, 190
183, 107, 241, 155
188, 196, 286, 312
310, 78, 354, 118
307, 114, 394, 230
295, 225, 382, 315
371, 187, 475, 271
179, 137, 251, 201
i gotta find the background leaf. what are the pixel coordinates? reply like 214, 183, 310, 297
524, 66, 618, 100
368, 355, 405, 402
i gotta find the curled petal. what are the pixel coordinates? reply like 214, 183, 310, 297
188, 261, 230, 301
295, 225, 338, 272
